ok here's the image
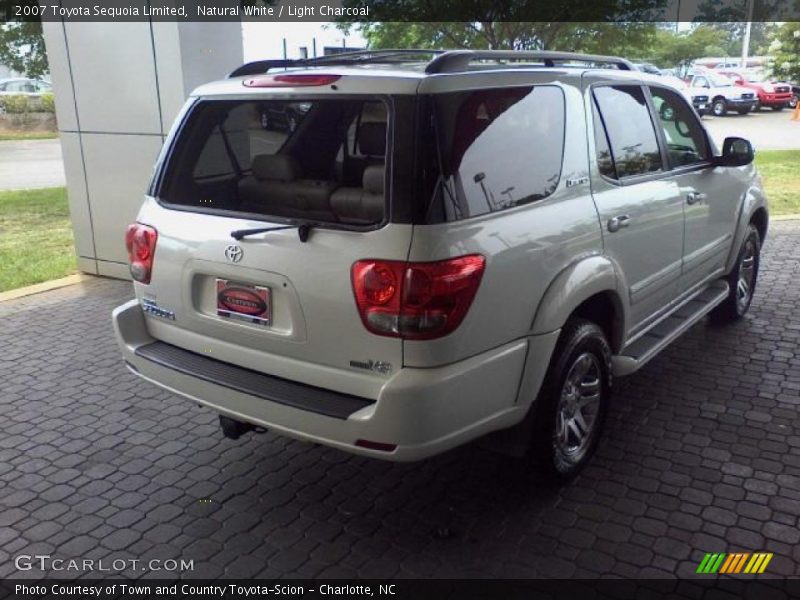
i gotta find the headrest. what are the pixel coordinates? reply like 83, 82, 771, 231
252, 155, 299, 182
357, 122, 387, 156
362, 165, 384, 195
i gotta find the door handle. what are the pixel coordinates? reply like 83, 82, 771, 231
607, 215, 631, 232
687, 191, 707, 205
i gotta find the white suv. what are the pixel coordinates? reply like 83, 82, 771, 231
113, 50, 768, 478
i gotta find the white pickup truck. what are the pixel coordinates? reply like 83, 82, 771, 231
688, 71, 758, 116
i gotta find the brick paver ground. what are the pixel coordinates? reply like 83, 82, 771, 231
1, 221, 799, 580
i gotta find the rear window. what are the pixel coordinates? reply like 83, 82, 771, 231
418, 85, 565, 224
157, 97, 389, 227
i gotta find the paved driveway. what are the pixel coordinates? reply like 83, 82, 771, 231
703, 109, 800, 151
0, 139, 65, 191
1, 221, 799, 581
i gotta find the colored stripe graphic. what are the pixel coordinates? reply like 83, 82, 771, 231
698, 552, 773, 574
744, 553, 773, 574
697, 553, 726, 574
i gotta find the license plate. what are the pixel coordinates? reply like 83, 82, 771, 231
697, 104, 706, 110
216, 279, 271, 326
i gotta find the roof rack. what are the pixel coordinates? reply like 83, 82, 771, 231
424, 50, 635, 74
228, 49, 635, 79
229, 49, 446, 78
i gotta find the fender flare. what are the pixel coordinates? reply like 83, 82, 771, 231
531, 255, 627, 350
725, 185, 768, 274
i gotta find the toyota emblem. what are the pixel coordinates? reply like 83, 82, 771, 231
224, 244, 243, 263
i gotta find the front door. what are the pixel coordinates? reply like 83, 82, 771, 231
647, 84, 741, 292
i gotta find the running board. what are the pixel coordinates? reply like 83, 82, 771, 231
612, 280, 729, 377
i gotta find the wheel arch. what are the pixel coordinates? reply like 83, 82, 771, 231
531, 256, 627, 353
725, 189, 769, 274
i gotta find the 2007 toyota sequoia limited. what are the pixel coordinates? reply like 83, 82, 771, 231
113, 50, 768, 477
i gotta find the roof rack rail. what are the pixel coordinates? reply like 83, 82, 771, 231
229, 49, 446, 78
424, 50, 635, 74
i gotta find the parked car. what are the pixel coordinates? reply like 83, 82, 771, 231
660, 75, 710, 115
632, 62, 662, 75
716, 70, 795, 111
114, 50, 768, 478
0, 78, 52, 96
258, 101, 311, 132
687, 70, 758, 116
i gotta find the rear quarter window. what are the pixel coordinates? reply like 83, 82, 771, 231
420, 85, 566, 223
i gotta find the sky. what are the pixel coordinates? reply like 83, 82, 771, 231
242, 22, 367, 60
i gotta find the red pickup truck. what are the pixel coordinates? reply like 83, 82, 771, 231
717, 70, 795, 111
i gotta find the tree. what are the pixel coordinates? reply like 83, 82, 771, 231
338, 0, 667, 53
0, 22, 48, 79
649, 25, 729, 68
345, 21, 657, 56
703, 22, 778, 56
767, 22, 800, 84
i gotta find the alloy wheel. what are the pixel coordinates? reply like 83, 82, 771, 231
736, 238, 756, 312
554, 352, 602, 461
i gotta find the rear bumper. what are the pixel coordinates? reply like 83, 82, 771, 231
113, 299, 559, 461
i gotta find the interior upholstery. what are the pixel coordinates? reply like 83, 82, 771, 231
252, 154, 299, 182
357, 122, 387, 157
238, 155, 337, 220
330, 164, 385, 224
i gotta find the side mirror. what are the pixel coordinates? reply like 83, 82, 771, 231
715, 136, 754, 167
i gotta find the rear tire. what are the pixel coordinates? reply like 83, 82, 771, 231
529, 319, 612, 480
710, 224, 761, 324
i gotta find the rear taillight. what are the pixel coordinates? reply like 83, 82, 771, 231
124, 223, 158, 284
351, 255, 485, 340
243, 74, 341, 88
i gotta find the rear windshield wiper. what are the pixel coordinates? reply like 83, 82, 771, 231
230, 223, 313, 242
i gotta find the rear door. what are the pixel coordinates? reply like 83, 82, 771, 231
587, 82, 684, 336
136, 94, 410, 399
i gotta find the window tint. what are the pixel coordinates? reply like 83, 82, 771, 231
649, 86, 709, 167
159, 98, 388, 226
592, 101, 616, 178
592, 86, 662, 179
421, 86, 565, 223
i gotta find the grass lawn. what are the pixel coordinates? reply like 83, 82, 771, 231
0, 131, 59, 141
755, 150, 800, 216
0, 187, 76, 292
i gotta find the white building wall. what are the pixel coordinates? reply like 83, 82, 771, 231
41, 21, 243, 278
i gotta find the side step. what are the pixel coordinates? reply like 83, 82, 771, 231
612, 280, 729, 376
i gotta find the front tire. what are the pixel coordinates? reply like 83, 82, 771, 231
712, 99, 728, 116
529, 319, 612, 480
710, 224, 761, 324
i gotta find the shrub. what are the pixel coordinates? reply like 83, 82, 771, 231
0, 94, 32, 114
40, 92, 55, 113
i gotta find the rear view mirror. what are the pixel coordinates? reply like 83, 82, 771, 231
715, 136, 754, 167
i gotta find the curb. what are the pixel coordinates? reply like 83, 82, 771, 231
773, 214, 800, 221
0, 273, 90, 303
